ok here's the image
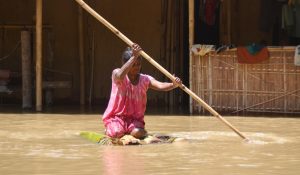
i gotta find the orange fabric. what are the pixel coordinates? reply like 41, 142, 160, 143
237, 47, 269, 64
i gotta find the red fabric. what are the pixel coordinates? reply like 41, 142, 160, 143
105, 116, 145, 138
237, 47, 269, 64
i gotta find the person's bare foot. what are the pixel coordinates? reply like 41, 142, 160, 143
120, 135, 141, 145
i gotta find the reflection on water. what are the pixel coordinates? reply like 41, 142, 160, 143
101, 146, 146, 175
0, 114, 300, 175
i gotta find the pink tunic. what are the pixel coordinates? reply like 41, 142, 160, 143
102, 70, 153, 137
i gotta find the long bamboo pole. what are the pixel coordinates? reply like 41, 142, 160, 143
74, 0, 248, 141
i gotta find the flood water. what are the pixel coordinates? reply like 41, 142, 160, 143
0, 113, 299, 175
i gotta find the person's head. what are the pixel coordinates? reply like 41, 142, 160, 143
122, 47, 133, 63
122, 47, 142, 75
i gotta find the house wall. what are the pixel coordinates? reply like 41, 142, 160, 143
1, 0, 283, 112
219, 0, 285, 46
190, 48, 300, 114
0, 0, 167, 107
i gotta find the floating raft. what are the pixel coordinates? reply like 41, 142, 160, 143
80, 131, 178, 146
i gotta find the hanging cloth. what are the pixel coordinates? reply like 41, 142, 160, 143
237, 44, 270, 64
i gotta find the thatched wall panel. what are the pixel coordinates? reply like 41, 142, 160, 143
191, 47, 300, 114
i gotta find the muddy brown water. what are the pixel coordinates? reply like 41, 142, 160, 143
0, 113, 299, 175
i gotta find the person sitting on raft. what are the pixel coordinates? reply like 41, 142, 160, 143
102, 43, 182, 139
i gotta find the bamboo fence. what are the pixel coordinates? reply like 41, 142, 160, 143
190, 47, 300, 114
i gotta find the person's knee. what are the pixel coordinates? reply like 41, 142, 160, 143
106, 128, 125, 138
130, 128, 147, 139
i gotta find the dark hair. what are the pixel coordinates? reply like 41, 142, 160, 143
122, 47, 132, 63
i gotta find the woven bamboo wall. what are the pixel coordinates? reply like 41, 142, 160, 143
190, 47, 300, 114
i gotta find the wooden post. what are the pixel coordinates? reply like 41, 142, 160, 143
243, 65, 248, 109
188, 0, 194, 114
208, 55, 212, 105
21, 31, 32, 109
36, 0, 43, 111
78, 6, 85, 105
201, 56, 204, 113
283, 51, 287, 112
235, 62, 239, 111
